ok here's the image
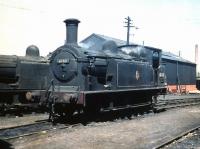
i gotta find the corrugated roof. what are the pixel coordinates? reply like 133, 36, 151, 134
80, 33, 161, 51
80, 33, 126, 46
162, 51, 195, 65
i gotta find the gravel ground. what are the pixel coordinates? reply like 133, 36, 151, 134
164, 128, 200, 149
4, 105, 200, 149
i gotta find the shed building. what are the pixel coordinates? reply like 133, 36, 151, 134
162, 52, 196, 93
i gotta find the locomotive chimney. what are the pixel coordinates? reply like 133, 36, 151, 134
64, 18, 80, 44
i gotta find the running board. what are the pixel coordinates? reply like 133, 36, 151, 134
102, 102, 152, 111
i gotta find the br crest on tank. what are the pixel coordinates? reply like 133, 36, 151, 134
42, 18, 167, 121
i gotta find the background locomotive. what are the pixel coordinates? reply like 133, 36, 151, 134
43, 18, 167, 119
0, 46, 49, 112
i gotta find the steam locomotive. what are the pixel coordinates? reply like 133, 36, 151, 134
0, 46, 49, 112
41, 19, 167, 120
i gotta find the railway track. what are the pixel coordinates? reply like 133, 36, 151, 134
0, 103, 47, 116
155, 96, 200, 111
0, 120, 50, 140
154, 125, 200, 149
0, 119, 82, 141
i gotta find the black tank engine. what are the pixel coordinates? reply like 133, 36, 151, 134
0, 45, 49, 108
44, 19, 167, 118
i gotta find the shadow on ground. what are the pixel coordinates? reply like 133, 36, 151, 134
0, 139, 14, 149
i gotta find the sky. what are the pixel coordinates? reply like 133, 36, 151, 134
0, 0, 199, 63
